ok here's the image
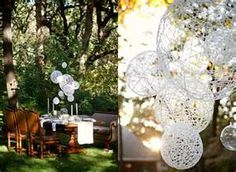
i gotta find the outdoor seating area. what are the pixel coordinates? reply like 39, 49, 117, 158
2, 108, 118, 158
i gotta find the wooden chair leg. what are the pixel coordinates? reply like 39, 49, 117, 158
7, 132, 11, 151
40, 142, 44, 159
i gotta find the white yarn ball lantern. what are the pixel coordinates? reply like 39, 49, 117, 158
155, 84, 214, 132
58, 90, 64, 98
160, 123, 203, 170
156, 0, 236, 100
126, 51, 168, 97
53, 97, 60, 105
50, 70, 62, 84
59, 74, 74, 89
62, 62, 67, 68
62, 84, 75, 96
67, 95, 75, 102
220, 121, 236, 151
72, 81, 80, 90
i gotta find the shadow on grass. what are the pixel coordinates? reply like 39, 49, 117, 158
0, 146, 118, 172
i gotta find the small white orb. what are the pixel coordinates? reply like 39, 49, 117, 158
160, 123, 203, 170
72, 81, 80, 90
67, 95, 74, 102
58, 90, 64, 98
62, 62, 67, 68
220, 122, 236, 151
53, 97, 60, 105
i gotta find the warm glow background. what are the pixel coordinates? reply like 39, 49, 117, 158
118, 0, 172, 151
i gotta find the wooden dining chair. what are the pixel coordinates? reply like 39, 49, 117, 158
26, 110, 61, 158
4, 108, 19, 152
15, 109, 30, 154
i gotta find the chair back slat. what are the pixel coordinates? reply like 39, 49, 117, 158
15, 109, 28, 134
26, 111, 40, 135
4, 109, 17, 132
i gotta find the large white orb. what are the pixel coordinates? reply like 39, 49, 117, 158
160, 123, 203, 170
59, 74, 74, 89
126, 51, 167, 97
155, 84, 214, 132
61, 84, 75, 96
156, 0, 236, 100
50, 70, 62, 84
53, 97, 60, 105
220, 122, 236, 151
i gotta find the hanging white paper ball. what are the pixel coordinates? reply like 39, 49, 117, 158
59, 74, 74, 89
156, 0, 236, 100
58, 90, 64, 98
50, 70, 62, 84
126, 51, 167, 97
67, 95, 74, 102
155, 84, 214, 132
72, 81, 80, 90
220, 122, 236, 151
53, 97, 60, 105
62, 62, 67, 68
160, 123, 203, 170
61, 84, 75, 96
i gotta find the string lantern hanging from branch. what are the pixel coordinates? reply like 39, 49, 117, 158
126, 51, 168, 97
156, 0, 236, 100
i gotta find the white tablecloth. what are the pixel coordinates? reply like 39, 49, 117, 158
77, 121, 94, 145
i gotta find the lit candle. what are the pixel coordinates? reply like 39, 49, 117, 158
75, 103, 78, 115
71, 105, 73, 116
47, 98, 50, 114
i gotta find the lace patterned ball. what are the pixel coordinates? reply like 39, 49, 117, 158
50, 70, 63, 84
220, 122, 236, 151
160, 123, 203, 170
156, 0, 236, 100
67, 95, 75, 102
155, 84, 214, 132
126, 51, 167, 97
53, 97, 60, 105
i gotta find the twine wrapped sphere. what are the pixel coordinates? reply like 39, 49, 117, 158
50, 70, 63, 84
126, 51, 167, 97
156, 0, 236, 100
58, 90, 64, 98
53, 97, 60, 105
220, 122, 236, 151
59, 74, 74, 90
160, 123, 203, 170
67, 95, 75, 102
62, 62, 67, 68
155, 84, 214, 132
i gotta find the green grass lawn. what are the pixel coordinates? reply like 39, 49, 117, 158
0, 145, 117, 172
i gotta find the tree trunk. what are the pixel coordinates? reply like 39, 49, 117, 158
3, 0, 17, 108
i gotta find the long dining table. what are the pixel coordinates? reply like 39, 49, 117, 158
40, 115, 94, 154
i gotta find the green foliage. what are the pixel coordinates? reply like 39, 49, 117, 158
0, 146, 117, 172
2, 0, 118, 114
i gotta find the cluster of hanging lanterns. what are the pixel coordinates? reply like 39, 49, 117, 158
50, 62, 80, 105
126, 0, 236, 170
